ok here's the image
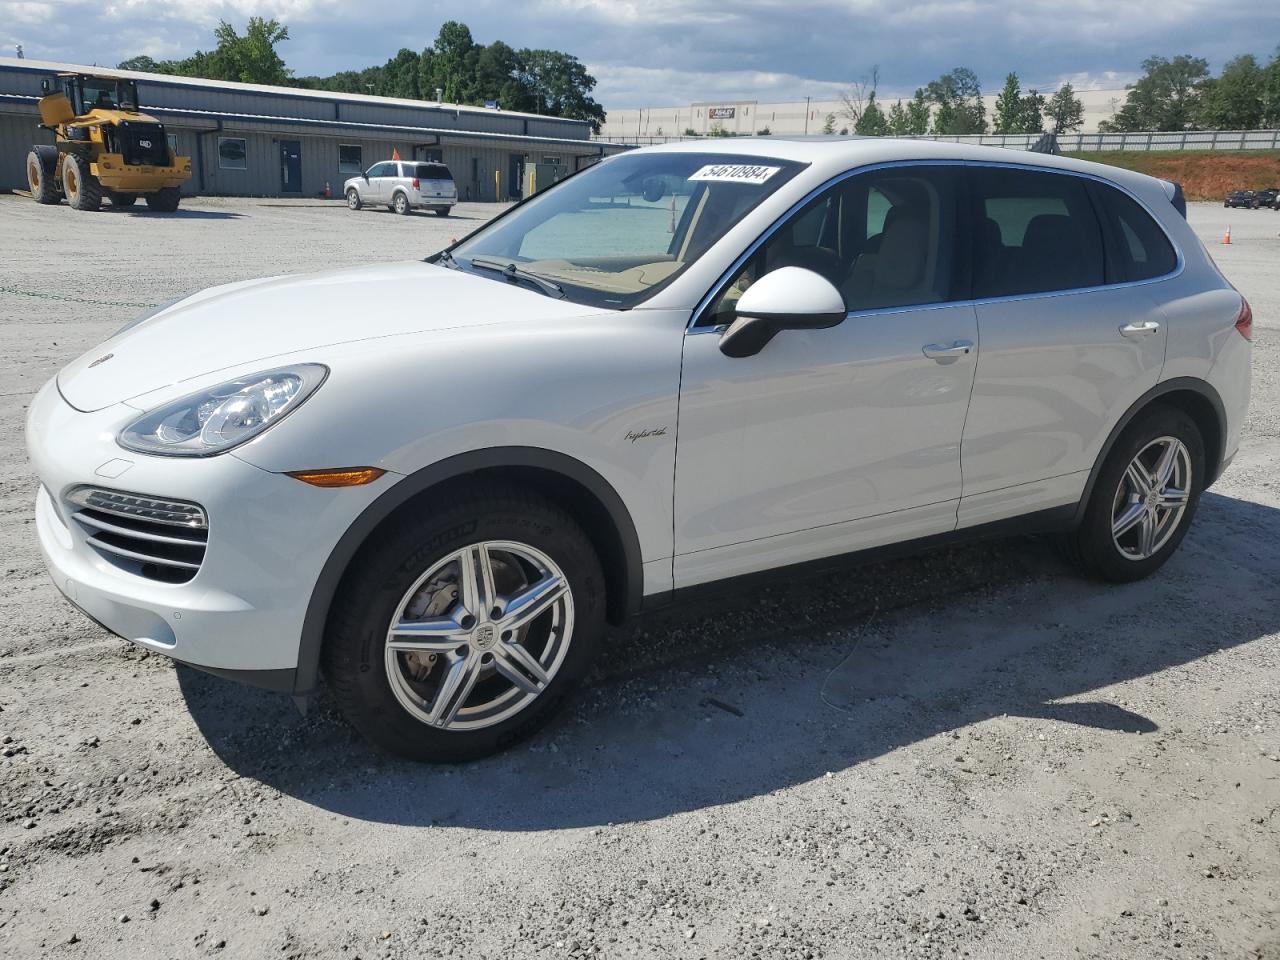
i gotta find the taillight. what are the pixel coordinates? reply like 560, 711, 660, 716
412, 177, 420, 190
1235, 297, 1253, 341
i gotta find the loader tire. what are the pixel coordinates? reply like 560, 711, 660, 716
145, 187, 181, 212
63, 154, 102, 211
107, 191, 139, 208
26, 146, 60, 204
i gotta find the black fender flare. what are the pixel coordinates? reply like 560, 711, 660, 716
1072, 377, 1227, 526
292, 446, 645, 695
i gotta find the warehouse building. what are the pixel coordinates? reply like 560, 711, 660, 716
0, 56, 624, 200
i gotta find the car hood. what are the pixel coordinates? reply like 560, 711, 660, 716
57, 261, 602, 412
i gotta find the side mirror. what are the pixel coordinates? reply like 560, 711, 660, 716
718, 266, 846, 358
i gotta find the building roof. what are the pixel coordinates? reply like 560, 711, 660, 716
0, 56, 587, 127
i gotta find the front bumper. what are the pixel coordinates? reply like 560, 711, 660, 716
26, 380, 387, 688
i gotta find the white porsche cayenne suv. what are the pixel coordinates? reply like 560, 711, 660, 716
27, 139, 1252, 761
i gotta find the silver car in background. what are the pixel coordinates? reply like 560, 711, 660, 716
344, 160, 457, 216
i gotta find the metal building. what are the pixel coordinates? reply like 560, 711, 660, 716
0, 56, 624, 200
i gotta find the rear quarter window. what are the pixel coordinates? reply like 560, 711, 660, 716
1092, 185, 1179, 282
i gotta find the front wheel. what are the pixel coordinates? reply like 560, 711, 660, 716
346, 188, 362, 210
1059, 405, 1204, 582
323, 485, 606, 762
63, 154, 102, 211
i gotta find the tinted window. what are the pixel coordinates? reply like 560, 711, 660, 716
1094, 185, 1178, 282
971, 168, 1104, 298
707, 164, 961, 323
338, 144, 362, 174
217, 137, 247, 171
416, 163, 453, 180
367, 162, 395, 178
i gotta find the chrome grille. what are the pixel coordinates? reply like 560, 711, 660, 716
66, 487, 208, 583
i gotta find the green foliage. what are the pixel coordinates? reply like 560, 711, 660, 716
854, 92, 888, 136
906, 89, 931, 135
822, 112, 836, 134
756, 126, 771, 135
121, 17, 606, 131
1045, 83, 1084, 134
1196, 54, 1266, 130
993, 73, 1022, 133
926, 67, 986, 134
1099, 54, 1209, 132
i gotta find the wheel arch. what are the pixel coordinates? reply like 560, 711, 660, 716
293, 446, 644, 695
1073, 377, 1227, 526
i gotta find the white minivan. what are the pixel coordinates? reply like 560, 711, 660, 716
28, 139, 1251, 761
344, 160, 456, 216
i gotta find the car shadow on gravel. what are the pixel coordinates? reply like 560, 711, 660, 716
179, 490, 1280, 831
117, 210, 243, 220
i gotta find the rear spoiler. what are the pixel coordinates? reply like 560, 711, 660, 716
1160, 179, 1187, 218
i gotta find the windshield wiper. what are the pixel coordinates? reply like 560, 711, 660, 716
467, 256, 565, 299
432, 249, 458, 268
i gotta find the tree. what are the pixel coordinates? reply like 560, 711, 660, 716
839, 66, 880, 129
1196, 54, 1265, 129
926, 67, 986, 134
1098, 54, 1209, 131
822, 112, 836, 134
854, 92, 888, 136
1018, 88, 1045, 133
117, 55, 161, 72
211, 17, 292, 85
515, 49, 605, 130
1265, 47, 1280, 127
993, 73, 1023, 133
906, 88, 931, 134
886, 99, 910, 135
1045, 83, 1085, 133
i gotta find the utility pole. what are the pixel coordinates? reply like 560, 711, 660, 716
804, 96, 810, 135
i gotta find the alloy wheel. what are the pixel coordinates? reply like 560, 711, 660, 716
1111, 436, 1192, 561
384, 540, 574, 731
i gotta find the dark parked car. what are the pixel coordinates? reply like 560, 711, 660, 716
1254, 187, 1279, 210
1224, 190, 1259, 209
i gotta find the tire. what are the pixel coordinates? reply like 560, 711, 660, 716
145, 187, 181, 212
323, 484, 606, 762
1059, 405, 1205, 583
434, 206, 450, 217
26, 146, 60, 204
392, 191, 410, 215
107, 191, 138, 208
62, 153, 101, 211
346, 188, 362, 211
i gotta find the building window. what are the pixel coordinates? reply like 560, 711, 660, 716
166, 133, 178, 154
338, 144, 362, 174
218, 137, 247, 170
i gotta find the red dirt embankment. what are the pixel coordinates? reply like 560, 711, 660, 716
1063, 150, 1280, 201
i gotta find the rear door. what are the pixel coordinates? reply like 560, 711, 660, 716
957, 166, 1169, 527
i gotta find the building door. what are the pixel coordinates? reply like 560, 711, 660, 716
508, 153, 525, 200
280, 140, 302, 194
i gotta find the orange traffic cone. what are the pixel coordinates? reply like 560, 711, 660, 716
1222, 225, 1232, 244
323, 181, 332, 199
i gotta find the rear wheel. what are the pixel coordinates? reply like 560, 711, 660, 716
434, 206, 450, 217
26, 146, 60, 204
323, 485, 606, 762
107, 191, 138, 208
1059, 405, 1204, 582
145, 187, 181, 212
392, 192, 410, 215
346, 188, 362, 211
63, 154, 101, 211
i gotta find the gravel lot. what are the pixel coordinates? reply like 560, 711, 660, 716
0, 194, 1277, 959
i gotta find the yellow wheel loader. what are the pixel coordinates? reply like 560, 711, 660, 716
26, 73, 192, 212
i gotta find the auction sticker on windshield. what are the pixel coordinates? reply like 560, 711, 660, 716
688, 164, 781, 184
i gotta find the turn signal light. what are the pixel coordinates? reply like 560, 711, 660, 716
286, 467, 386, 487
1235, 297, 1253, 341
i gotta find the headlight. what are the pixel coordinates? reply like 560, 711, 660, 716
118, 364, 328, 457
113, 293, 192, 338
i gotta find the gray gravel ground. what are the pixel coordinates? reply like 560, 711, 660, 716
0, 195, 1277, 959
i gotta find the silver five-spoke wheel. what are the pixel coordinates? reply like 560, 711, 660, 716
1111, 436, 1192, 561
385, 541, 574, 731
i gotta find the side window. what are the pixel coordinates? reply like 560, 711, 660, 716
367, 162, 393, 178
971, 167, 1104, 298
1093, 185, 1178, 282
705, 165, 960, 325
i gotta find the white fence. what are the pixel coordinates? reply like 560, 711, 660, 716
593, 129, 1280, 151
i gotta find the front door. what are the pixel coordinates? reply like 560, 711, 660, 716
674, 164, 978, 588
279, 140, 302, 194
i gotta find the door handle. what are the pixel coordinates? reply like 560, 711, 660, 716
922, 339, 974, 361
1119, 320, 1161, 338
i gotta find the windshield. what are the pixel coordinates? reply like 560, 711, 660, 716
449, 152, 805, 308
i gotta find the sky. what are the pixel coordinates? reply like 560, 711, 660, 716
2, 0, 1277, 107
